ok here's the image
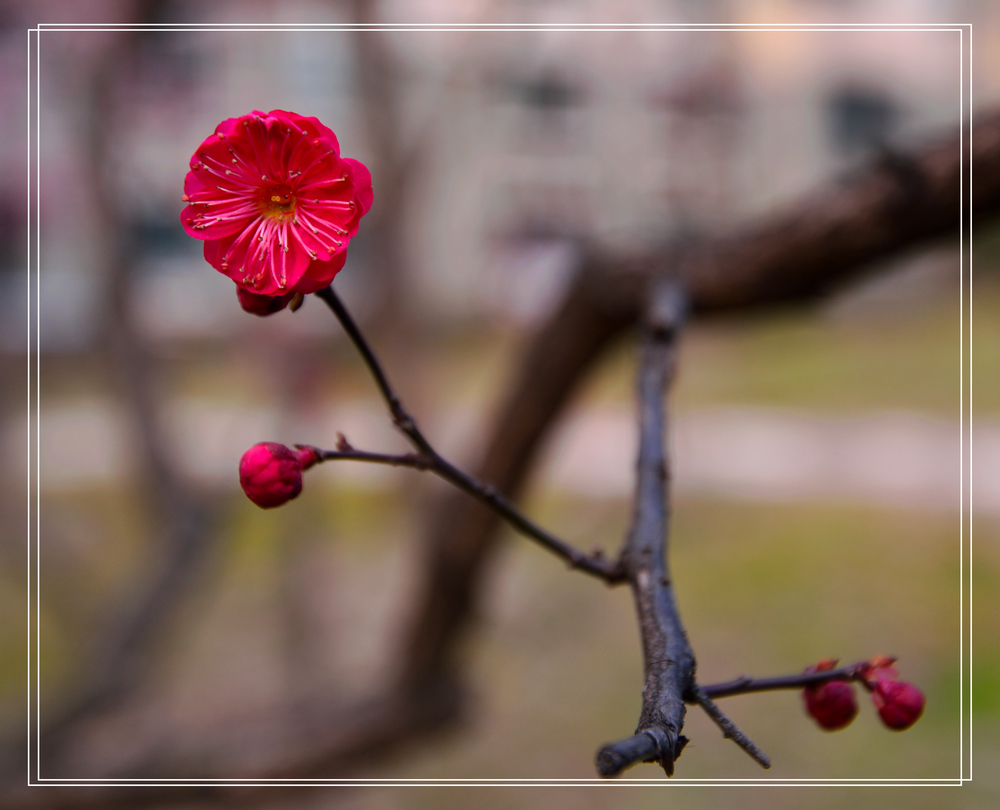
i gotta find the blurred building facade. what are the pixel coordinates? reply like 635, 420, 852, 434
3, 0, 996, 350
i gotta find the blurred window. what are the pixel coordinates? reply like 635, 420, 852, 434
826, 85, 899, 155
515, 72, 581, 111
501, 69, 587, 147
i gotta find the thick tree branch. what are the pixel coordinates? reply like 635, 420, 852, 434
596, 283, 766, 776
596, 281, 691, 777
681, 110, 994, 310
396, 256, 641, 700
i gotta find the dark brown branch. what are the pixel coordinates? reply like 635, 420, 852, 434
563, 109, 1000, 324
314, 286, 623, 582
596, 282, 694, 778
678, 111, 993, 310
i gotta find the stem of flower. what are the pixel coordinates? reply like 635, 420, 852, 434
315, 285, 433, 455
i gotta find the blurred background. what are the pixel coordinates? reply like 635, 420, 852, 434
3, 1, 1000, 808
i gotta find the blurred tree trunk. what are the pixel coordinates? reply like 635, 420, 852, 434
347, 0, 415, 339
34, 0, 217, 771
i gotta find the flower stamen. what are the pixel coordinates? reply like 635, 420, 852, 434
260, 184, 296, 221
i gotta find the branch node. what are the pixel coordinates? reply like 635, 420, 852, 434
316, 284, 623, 585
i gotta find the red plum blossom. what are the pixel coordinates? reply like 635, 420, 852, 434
182, 110, 372, 299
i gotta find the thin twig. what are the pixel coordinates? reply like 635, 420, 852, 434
700, 659, 881, 699
314, 286, 429, 451
689, 686, 771, 769
315, 447, 432, 470
313, 285, 623, 583
687, 658, 895, 768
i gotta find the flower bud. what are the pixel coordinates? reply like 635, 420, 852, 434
239, 442, 319, 508
803, 679, 859, 731
236, 287, 297, 316
872, 680, 925, 730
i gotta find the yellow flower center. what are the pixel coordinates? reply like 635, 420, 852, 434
260, 184, 296, 220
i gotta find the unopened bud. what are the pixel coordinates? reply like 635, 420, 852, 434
803, 679, 859, 731
872, 680, 925, 730
236, 287, 297, 316
239, 442, 320, 508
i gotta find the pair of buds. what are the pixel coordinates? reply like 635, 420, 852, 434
803, 657, 925, 732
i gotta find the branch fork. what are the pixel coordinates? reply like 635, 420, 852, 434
312, 285, 623, 583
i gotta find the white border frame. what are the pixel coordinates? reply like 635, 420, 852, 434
25, 20, 974, 789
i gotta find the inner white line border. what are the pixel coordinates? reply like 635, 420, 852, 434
25, 20, 975, 789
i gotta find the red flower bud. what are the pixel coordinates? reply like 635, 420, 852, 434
239, 442, 319, 508
803, 679, 859, 730
872, 680, 925, 730
236, 287, 297, 316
